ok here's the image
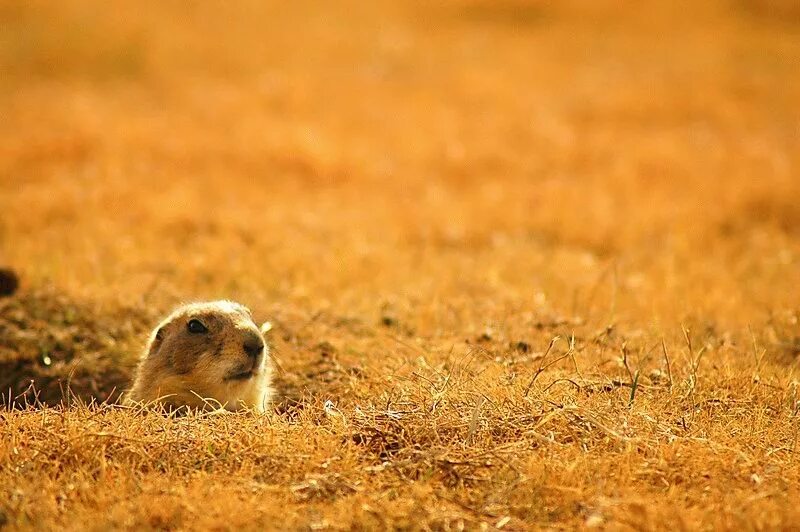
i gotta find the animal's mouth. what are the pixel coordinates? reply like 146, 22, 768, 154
225, 369, 256, 381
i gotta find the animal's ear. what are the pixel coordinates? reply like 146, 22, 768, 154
260, 322, 273, 336
146, 326, 166, 357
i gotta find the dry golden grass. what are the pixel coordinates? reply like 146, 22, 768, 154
1, 0, 800, 529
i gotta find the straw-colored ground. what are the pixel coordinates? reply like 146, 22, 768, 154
1, 1, 799, 530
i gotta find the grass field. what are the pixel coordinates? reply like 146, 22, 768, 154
1, 1, 800, 529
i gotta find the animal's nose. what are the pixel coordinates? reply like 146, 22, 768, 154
243, 334, 264, 358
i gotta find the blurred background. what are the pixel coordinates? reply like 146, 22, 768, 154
1, 0, 798, 331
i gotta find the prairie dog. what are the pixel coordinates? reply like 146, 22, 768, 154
126, 301, 273, 412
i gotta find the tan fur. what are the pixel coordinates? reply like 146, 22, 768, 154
126, 301, 273, 412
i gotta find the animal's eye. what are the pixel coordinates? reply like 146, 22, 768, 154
186, 319, 208, 334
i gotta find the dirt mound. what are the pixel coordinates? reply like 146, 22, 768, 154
0, 288, 153, 407
0, 288, 355, 412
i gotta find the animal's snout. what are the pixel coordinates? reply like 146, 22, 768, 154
243, 333, 264, 359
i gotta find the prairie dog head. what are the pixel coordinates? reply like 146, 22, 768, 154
128, 301, 273, 412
